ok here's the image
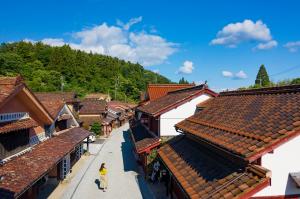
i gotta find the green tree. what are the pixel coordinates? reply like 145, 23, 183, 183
179, 77, 189, 84
291, 78, 300, 85
0, 41, 172, 102
255, 65, 270, 87
90, 122, 102, 135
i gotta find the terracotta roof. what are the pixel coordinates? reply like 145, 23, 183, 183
34, 95, 65, 119
196, 98, 214, 108
176, 84, 300, 162
0, 76, 24, 106
79, 115, 102, 126
108, 101, 136, 109
137, 85, 217, 116
0, 118, 38, 134
79, 99, 107, 114
34, 92, 78, 103
85, 93, 110, 99
130, 122, 160, 153
0, 127, 90, 198
158, 135, 270, 199
147, 84, 195, 101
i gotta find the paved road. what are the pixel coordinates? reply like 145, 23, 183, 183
52, 124, 154, 199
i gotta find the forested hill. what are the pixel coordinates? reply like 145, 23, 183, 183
0, 42, 171, 102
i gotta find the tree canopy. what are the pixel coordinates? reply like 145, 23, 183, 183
255, 64, 270, 87
178, 77, 189, 84
91, 122, 102, 136
239, 65, 300, 90
0, 41, 172, 102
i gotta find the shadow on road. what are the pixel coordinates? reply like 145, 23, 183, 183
94, 179, 100, 189
121, 130, 154, 199
121, 130, 137, 172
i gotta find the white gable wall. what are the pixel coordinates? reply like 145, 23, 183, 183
254, 135, 300, 197
159, 94, 211, 137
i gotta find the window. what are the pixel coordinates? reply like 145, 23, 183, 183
0, 129, 30, 159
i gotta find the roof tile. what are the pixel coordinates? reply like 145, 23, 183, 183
146, 84, 195, 101
0, 127, 90, 198
158, 135, 270, 199
176, 84, 300, 161
138, 85, 216, 116
0, 118, 38, 134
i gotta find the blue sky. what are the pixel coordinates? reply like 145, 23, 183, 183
1, 0, 300, 90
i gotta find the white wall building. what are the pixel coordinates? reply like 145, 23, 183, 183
136, 85, 217, 138
254, 135, 300, 197
159, 94, 211, 136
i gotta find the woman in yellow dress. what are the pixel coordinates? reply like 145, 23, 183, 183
99, 163, 108, 192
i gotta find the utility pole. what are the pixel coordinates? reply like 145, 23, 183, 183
61, 76, 64, 92
114, 75, 119, 100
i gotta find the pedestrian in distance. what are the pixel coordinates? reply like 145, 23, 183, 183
99, 163, 108, 192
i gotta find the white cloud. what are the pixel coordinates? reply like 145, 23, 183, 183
117, 16, 142, 30
254, 40, 278, 50
284, 41, 300, 52
222, 71, 233, 77
41, 38, 65, 47
25, 18, 177, 67
222, 70, 248, 79
73, 23, 127, 51
235, 70, 248, 79
177, 61, 194, 74
211, 19, 276, 49
152, 69, 160, 74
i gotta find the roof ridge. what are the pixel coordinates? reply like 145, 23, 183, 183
0, 75, 24, 86
167, 84, 206, 94
220, 84, 300, 96
148, 83, 195, 87
186, 118, 267, 142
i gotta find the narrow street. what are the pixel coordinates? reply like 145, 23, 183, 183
49, 123, 154, 199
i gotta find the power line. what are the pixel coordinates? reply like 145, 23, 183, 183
269, 64, 300, 77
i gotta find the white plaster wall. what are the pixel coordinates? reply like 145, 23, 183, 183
254, 135, 300, 196
159, 94, 211, 136
62, 104, 79, 127
49, 104, 79, 135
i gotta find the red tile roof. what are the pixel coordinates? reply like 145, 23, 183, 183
0, 76, 54, 124
137, 85, 217, 117
85, 93, 110, 100
79, 115, 102, 126
176, 84, 300, 162
158, 135, 270, 199
0, 118, 38, 134
0, 76, 24, 106
34, 92, 78, 103
108, 101, 137, 110
146, 84, 195, 101
79, 99, 107, 115
0, 127, 90, 198
130, 122, 160, 153
34, 95, 65, 119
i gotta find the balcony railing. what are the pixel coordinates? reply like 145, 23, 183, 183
0, 112, 29, 123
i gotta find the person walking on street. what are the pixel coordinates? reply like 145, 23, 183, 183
99, 163, 108, 192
